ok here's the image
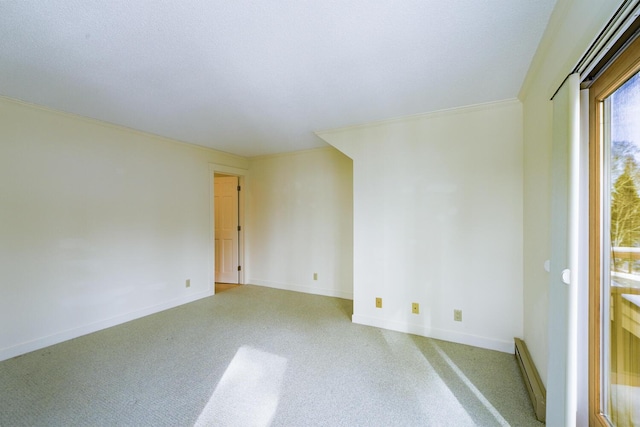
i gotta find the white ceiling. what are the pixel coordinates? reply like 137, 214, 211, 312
0, 1, 557, 157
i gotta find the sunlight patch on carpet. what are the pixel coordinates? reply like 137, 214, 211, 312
430, 342, 510, 426
195, 346, 287, 427
381, 331, 477, 425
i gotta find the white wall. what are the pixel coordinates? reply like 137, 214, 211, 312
246, 148, 353, 299
519, 0, 622, 388
0, 96, 248, 361
319, 100, 523, 353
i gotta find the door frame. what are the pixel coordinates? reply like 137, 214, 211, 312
209, 164, 247, 292
589, 34, 640, 426
214, 174, 240, 284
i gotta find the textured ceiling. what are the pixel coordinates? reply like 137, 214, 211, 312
0, 1, 557, 157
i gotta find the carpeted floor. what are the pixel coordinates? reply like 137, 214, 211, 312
0, 285, 543, 426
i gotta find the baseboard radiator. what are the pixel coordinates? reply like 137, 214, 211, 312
514, 338, 546, 422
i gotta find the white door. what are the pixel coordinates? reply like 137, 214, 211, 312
215, 176, 239, 284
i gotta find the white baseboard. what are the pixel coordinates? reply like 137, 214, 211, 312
352, 314, 514, 354
249, 279, 353, 300
0, 290, 213, 362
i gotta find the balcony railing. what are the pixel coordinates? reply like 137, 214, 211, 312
612, 247, 640, 277
610, 248, 640, 389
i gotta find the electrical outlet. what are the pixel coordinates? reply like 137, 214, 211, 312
185, 279, 191, 288
376, 297, 382, 308
454, 309, 462, 322
412, 302, 419, 314
313, 273, 318, 280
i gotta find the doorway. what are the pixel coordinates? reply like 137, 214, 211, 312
214, 172, 243, 286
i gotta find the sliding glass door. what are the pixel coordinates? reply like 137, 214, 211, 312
591, 36, 640, 427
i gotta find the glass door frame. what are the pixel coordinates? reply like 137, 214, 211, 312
589, 34, 640, 427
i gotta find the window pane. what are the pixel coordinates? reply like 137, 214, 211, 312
606, 70, 640, 426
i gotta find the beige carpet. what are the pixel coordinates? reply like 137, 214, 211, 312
0, 285, 543, 426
